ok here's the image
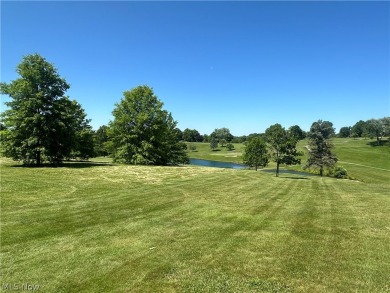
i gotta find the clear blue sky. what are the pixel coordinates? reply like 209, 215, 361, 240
1, 1, 389, 136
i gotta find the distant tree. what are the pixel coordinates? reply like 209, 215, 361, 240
351, 120, 367, 138
210, 137, 218, 150
219, 138, 227, 147
232, 135, 247, 143
0, 53, 92, 166
243, 137, 268, 171
110, 85, 188, 165
72, 128, 95, 160
338, 126, 351, 138
382, 117, 390, 137
189, 143, 197, 152
94, 125, 110, 156
226, 143, 234, 151
365, 118, 386, 145
203, 134, 210, 143
288, 125, 306, 140
305, 120, 338, 176
210, 127, 234, 143
183, 128, 202, 142
265, 124, 302, 177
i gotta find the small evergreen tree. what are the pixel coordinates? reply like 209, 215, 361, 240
305, 120, 338, 176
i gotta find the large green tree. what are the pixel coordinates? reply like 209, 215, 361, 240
305, 120, 338, 176
242, 137, 269, 171
210, 128, 234, 144
183, 128, 203, 142
0, 54, 92, 165
265, 124, 301, 177
110, 85, 188, 165
365, 118, 387, 145
94, 125, 111, 157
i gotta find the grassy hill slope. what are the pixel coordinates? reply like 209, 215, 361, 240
1, 139, 389, 292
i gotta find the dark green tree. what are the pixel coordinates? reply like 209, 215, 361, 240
288, 125, 306, 140
226, 143, 234, 151
265, 124, 302, 177
365, 118, 385, 145
210, 128, 234, 143
94, 125, 111, 156
243, 137, 268, 171
351, 120, 367, 138
0, 53, 91, 166
110, 85, 188, 165
305, 120, 338, 176
210, 137, 218, 150
183, 128, 203, 142
338, 126, 351, 138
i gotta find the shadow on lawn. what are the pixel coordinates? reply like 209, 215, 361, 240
366, 140, 390, 147
11, 161, 114, 168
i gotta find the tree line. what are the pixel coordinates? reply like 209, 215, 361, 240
1, 54, 388, 173
338, 118, 390, 145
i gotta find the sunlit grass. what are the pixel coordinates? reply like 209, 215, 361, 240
1, 141, 389, 292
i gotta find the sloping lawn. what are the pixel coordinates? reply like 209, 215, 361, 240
1, 155, 389, 292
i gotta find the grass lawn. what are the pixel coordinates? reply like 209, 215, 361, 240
1, 139, 389, 292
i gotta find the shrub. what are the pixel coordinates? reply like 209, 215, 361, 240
226, 143, 234, 151
331, 166, 349, 179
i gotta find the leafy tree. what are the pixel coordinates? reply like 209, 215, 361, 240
351, 120, 367, 138
183, 128, 203, 142
305, 120, 338, 176
174, 128, 183, 142
189, 143, 197, 152
365, 118, 385, 145
338, 126, 351, 138
242, 137, 268, 171
382, 117, 390, 138
210, 127, 233, 143
0, 53, 91, 166
288, 125, 306, 140
226, 143, 234, 151
110, 85, 188, 165
72, 128, 95, 160
94, 125, 111, 156
210, 137, 218, 150
265, 124, 302, 177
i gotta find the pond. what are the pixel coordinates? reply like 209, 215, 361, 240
189, 159, 315, 176
189, 158, 246, 169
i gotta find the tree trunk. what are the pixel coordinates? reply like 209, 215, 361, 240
36, 151, 41, 166
255, 164, 258, 171
320, 166, 323, 177
276, 162, 280, 177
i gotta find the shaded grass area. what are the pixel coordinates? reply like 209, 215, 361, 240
1, 156, 389, 292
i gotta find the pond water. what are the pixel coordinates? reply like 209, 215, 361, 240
189, 158, 246, 169
189, 159, 314, 176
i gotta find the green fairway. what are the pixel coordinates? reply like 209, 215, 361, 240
1, 139, 390, 292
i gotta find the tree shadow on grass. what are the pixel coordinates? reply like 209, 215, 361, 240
10, 161, 114, 169
280, 176, 309, 180
366, 140, 390, 147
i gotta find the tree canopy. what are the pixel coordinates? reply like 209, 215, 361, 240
242, 137, 268, 171
265, 124, 302, 177
305, 120, 338, 176
0, 53, 92, 165
109, 85, 188, 165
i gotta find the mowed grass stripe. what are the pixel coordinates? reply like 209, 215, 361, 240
1, 158, 390, 292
